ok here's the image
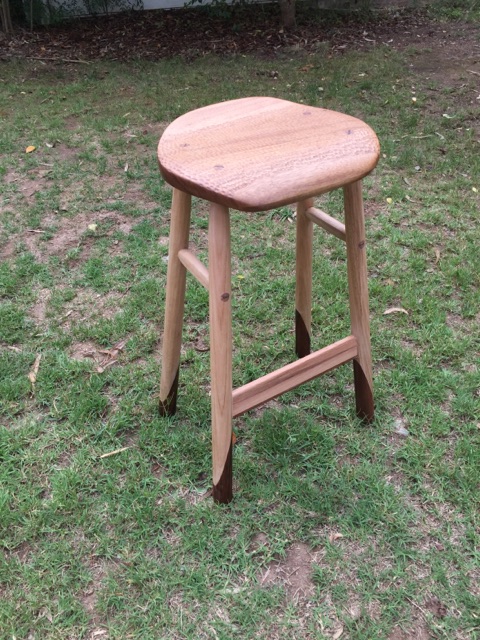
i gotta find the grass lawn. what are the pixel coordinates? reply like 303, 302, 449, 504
0, 12, 479, 640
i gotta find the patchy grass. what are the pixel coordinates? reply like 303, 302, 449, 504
1, 18, 479, 640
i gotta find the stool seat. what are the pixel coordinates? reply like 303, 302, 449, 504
158, 97, 380, 212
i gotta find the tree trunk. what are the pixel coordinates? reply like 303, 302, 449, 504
0, 0, 13, 33
279, 0, 296, 29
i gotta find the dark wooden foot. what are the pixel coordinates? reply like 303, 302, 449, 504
295, 309, 311, 358
212, 441, 233, 504
353, 360, 374, 422
159, 368, 179, 417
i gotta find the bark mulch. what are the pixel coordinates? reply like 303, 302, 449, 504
0, 6, 439, 63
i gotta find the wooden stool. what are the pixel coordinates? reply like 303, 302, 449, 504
158, 97, 380, 504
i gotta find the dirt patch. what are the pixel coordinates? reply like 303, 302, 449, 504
64, 116, 80, 131
249, 532, 269, 554
30, 287, 51, 324
424, 596, 448, 619
52, 144, 78, 161
259, 541, 315, 600
4, 169, 21, 184
62, 290, 127, 328
20, 178, 43, 198
124, 183, 157, 211
3, 167, 53, 199
70, 339, 102, 362
45, 211, 131, 259
70, 338, 127, 372
8, 540, 33, 563
0, 228, 43, 260
406, 23, 480, 87
1, 210, 135, 263
388, 617, 431, 640
80, 556, 119, 636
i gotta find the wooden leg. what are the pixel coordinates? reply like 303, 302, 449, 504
209, 202, 233, 504
159, 189, 192, 416
344, 181, 374, 422
295, 198, 314, 358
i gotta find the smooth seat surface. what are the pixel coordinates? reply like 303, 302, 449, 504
158, 97, 380, 212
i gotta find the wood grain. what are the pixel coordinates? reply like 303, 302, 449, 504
344, 181, 374, 421
232, 336, 358, 417
295, 198, 314, 358
158, 97, 380, 212
208, 202, 233, 499
305, 206, 346, 241
178, 249, 209, 289
159, 189, 191, 414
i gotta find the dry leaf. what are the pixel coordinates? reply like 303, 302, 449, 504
25, 145, 36, 153
28, 354, 42, 387
99, 339, 127, 359
384, 307, 409, 315
194, 340, 209, 353
329, 532, 344, 543
332, 627, 344, 640
96, 360, 117, 373
124, 162, 129, 172
96, 340, 126, 372
434, 248, 441, 264
88, 223, 97, 232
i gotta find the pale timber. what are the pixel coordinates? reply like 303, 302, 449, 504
295, 198, 314, 357
158, 98, 380, 501
158, 97, 380, 212
232, 336, 358, 417
178, 249, 209, 289
305, 206, 346, 242
208, 203, 233, 503
159, 189, 191, 414
344, 181, 375, 420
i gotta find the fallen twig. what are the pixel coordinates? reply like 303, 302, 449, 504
99, 446, 132, 459
28, 354, 42, 390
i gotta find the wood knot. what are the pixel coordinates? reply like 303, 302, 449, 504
358, 240, 366, 249
221, 293, 230, 301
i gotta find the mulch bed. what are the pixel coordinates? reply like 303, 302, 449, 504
0, 5, 438, 62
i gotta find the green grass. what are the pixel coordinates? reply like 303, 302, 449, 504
1, 20, 479, 640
